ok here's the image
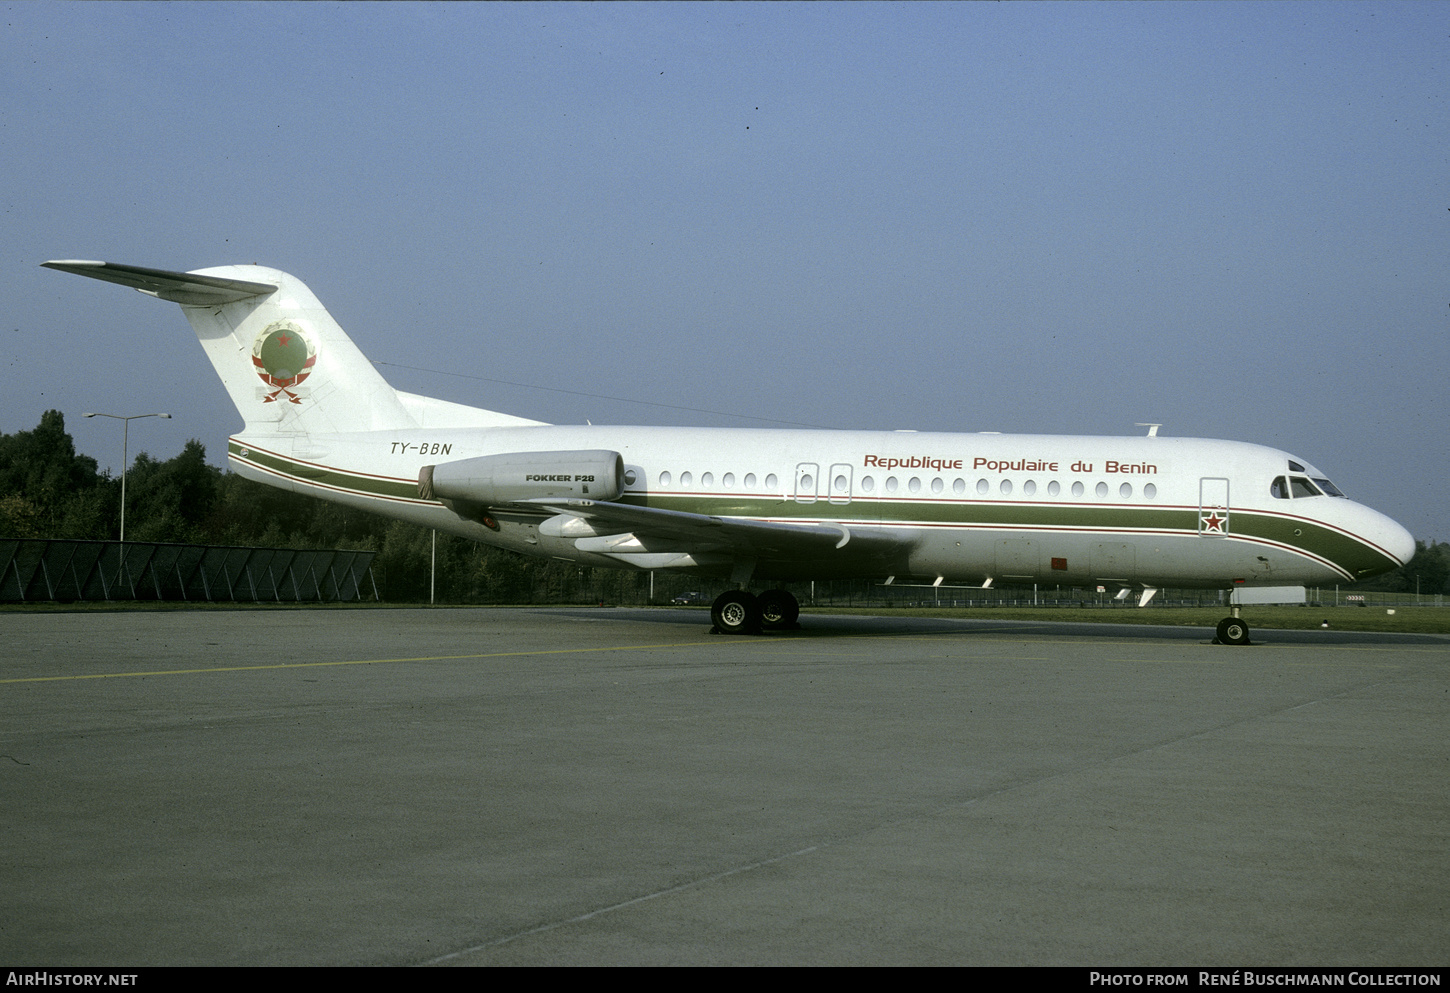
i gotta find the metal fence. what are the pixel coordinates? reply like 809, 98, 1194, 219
0, 539, 377, 604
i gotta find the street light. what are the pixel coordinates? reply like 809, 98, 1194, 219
82, 412, 171, 542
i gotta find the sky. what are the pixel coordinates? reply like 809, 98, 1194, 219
3, 1, 1446, 539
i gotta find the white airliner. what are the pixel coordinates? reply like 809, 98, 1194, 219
43, 261, 1415, 644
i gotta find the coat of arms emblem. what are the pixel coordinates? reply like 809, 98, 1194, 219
252, 321, 318, 404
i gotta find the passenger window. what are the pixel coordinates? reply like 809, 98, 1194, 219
765, 473, 778, 490
1072, 481, 1085, 498
886, 476, 899, 493
976, 478, 989, 495
953, 478, 966, 495
681, 471, 693, 488
1119, 482, 1132, 498
931, 477, 944, 494
1095, 482, 1109, 498
723, 472, 734, 488
908, 477, 921, 493
861, 475, 875, 493
1144, 483, 1156, 500
701, 472, 714, 488
745, 473, 757, 488
1000, 479, 1013, 495
1048, 481, 1061, 497
1023, 480, 1036, 496
659, 471, 672, 487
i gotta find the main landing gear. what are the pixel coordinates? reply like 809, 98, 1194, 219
1214, 608, 1251, 646
710, 589, 800, 635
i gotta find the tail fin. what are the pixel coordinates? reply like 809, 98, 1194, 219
44, 260, 416, 434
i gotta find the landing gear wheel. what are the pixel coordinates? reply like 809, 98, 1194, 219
757, 589, 800, 631
1216, 617, 1251, 646
711, 590, 761, 635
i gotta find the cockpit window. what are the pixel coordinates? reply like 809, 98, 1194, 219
1275, 462, 1344, 498
1289, 476, 1322, 498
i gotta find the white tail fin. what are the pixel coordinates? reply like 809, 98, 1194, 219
42, 261, 543, 435
43, 261, 413, 434
184, 264, 420, 434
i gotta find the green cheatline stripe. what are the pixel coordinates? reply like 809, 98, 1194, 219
1232, 512, 1391, 577
630, 494, 1389, 573
226, 443, 1393, 575
230, 442, 417, 500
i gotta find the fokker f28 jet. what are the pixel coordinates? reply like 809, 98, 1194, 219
43, 261, 1416, 645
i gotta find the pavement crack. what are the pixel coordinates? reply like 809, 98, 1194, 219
417, 844, 821, 965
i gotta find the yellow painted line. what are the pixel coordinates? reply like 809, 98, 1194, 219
5, 630, 1435, 686
1283, 660, 1403, 667
1109, 658, 1230, 664
0, 638, 757, 685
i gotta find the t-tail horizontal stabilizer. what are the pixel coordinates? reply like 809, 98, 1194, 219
40, 261, 278, 306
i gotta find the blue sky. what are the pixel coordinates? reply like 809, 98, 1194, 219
4, 2, 1447, 539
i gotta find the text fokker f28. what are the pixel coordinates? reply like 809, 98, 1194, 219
43, 260, 1415, 644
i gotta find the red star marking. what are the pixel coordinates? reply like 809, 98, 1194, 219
1202, 510, 1226, 532
277, 333, 292, 346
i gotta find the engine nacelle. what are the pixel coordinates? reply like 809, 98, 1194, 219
418, 450, 624, 506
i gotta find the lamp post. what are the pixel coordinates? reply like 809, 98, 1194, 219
82, 412, 171, 542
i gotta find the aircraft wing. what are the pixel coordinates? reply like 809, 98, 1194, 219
521, 497, 915, 573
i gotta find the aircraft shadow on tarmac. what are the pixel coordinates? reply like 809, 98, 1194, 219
541, 606, 1450, 646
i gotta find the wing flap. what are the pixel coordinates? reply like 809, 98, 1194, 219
521, 498, 913, 566
41, 260, 278, 305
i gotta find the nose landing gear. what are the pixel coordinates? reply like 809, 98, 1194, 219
1214, 606, 1252, 646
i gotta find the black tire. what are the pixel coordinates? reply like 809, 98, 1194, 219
711, 590, 761, 635
758, 589, 800, 630
1216, 617, 1251, 646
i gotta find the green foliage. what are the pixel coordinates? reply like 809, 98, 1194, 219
123, 440, 219, 543
207, 472, 380, 550
0, 411, 114, 539
0, 411, 601, 602
1357, 539, 1450, 596
0, 494, 44, 539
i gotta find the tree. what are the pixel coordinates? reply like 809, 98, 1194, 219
124, 440, 221, 543
0, 410, 112, 538
1358, 539, 1450, 596
1405, 540, 1450, 596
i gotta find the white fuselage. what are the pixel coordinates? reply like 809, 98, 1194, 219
229, 424, 1415, 590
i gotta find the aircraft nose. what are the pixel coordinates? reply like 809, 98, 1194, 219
1383, 516, 1416, 567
